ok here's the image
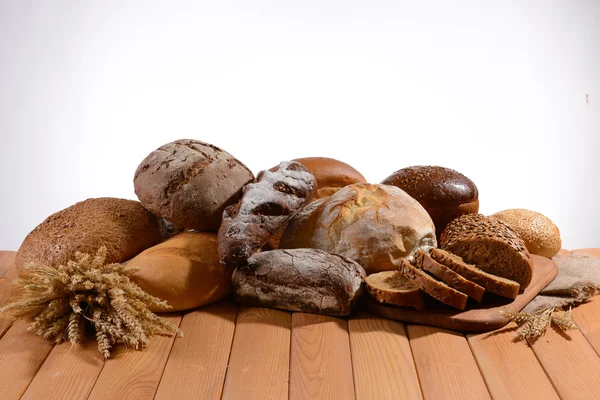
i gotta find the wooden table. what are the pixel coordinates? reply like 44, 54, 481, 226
1, 249, 600, 400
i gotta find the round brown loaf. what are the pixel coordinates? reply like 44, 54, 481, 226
278, 197, 328, 249
127, 232, 233, 312
271, 157, 367, 199
381, 166, 479, 239
491, 209, 562, 258
280, 183, 437, 275
16, 198, 165, 278
134, 139, 254, 231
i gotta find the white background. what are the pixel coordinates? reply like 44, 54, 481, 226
1, 1, 599, 251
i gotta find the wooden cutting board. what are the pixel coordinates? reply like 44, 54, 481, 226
366, 254, 558, 332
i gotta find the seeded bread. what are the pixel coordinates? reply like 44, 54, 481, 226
218, 161, 317, 267
365, 271, 425, 311
430, 248, 520, 299
440, 214, 533, 289
491, 209, 562, 258
232, 249, 366, 316
396, 258, 468, 310
414, 250, 485, 302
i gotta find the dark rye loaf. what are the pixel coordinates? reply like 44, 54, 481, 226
218, 161, 317, 268
440, 214, 534, 290
232, 249, 366, 316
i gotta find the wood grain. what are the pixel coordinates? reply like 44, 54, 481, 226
87, 314, 182, 400
572, 295, 600, 356
0, 264, 20, 339
0, 251, 16, 279
155, 302, 238, 400
290, 313, 354, 400
21, 339, 105, 400
349, 312, 422, 400
528, 324, 600, 400
0, 319, 55, 400
222, 307, 291, 400
368, 255, 557, 332
467, 323, 559, 400
407, 324, 490, 400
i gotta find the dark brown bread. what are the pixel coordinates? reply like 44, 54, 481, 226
381, 166, 479, 240
397, 258, 468, 310
232, 249, 366, 316
134, 139, 254, 231
430, 248, 520, 299
365, 271, 425, 311
16, 198, 166, 278
278, 197, 328, 249
413, 250, 485, 302
440, 214, 533, 289
218, 161, 317, 268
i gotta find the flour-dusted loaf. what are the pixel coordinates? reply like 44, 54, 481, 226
280, 183, 437, 275
491, 208, 562, 258
218, 161, 317, 267
232, 249, 366, 316
134, 139, 254, 231
396, 258, 468, 310
16, 198, 167, 278
440, 214, 534, 289
430, 248, 520, 299
413, 250, 485, 302
365, 271, 425, 311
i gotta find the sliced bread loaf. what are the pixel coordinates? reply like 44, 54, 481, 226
365, 271, 425, 311
430, 248, 520, 299
396, 258, 468, 310
413, 250, 485, 302
439, 214, 533, 289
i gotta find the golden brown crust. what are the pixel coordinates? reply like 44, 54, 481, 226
16, 198, 165, 278
292, 157, 367, 189
491, 209, 562, 258
127, 232, 233, 312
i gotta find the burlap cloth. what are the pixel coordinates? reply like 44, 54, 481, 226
523, 252, 600, 314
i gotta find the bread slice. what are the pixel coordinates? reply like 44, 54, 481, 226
396, 258, 468, 310
414, 250, 485, 302
430, 248, 520, 299
365, 271, 425, 311
440, 214, 533, 289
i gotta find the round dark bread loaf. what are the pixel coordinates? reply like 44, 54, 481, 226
218, 161, 317, 268
232, 249, 366, 316
134, 139, 254, 231
16, 198, 166, 278
381, 166, 478, 240
440, 214, 534, 289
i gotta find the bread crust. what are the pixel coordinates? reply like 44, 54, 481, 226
365, 271, 425, 311
133, 139, 254, 231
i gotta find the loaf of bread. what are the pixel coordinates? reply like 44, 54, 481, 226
218, 161, 317, 268
232, 249, 366, 316
396, 258, 468, 310
440, 214, 534, 289
381, 166, 479, 240
127, 232, 233, 312
365, 271, 425, 311
491, 209, 562, 258
134, 139, 254, 231
279, 183, 437, 275
291, 157, 367, 199
413, 250, 485, 302
430, 248, 520, 299
278, 197, 328, 249
16, 198, 166, 278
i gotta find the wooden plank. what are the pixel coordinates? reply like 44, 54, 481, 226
87, 314, 182, 400
557, 249, 571, 256
21, 339, 105, 400
0, 265, 20, 339
0, 251, 16, 278
572, 295, 600, 356
467, 323, 559, 400
0, 319, 54, 400
221, 307, 291, 400
349, 312, 422, 400
154, 302, 238, 400
290, 313, 355, 400
406, 324, 490, 400
528, 324, 600, 400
